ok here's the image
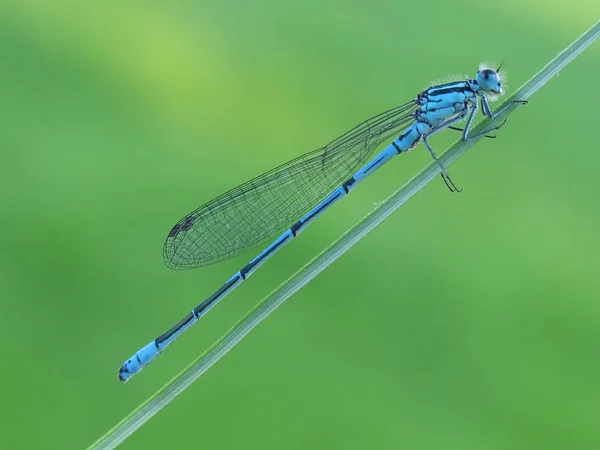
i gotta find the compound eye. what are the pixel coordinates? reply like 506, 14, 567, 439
476, 68, 500, 92
479, 68, 496, 79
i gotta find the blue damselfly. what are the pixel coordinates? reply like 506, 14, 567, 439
119, 65, 526, 382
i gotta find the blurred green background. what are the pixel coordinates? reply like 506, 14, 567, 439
1, 1, 599, 449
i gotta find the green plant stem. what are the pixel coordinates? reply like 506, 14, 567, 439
89, 20, 600, 450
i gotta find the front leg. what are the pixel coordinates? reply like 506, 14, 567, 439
464, 118, 509, 141
461, 100, 503, 141
481, 95, 493, 118
463, 96, 527, 141
461, 101, 479, 141
481, 94, 528, 119
448, 126, 496, 139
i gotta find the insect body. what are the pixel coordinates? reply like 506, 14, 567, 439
118, 65, 526, 382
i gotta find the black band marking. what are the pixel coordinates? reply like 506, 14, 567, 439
399, 127, 415, 140
429, 86, 472, 98
193, 275, 242, 316
301, 191, 342, 225
362, 155, 386, 176
290, 221, 302, 237
240, 234, 290, 278
342, 177, 356, 193
291, 192, 342, 238
392, 141, 402, 153
156, 312, 195, 345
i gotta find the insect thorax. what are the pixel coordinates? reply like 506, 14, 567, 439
412, 79, 478, 127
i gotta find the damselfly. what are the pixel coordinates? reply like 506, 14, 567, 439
118, 65, 526, 382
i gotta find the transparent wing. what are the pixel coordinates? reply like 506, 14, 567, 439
164, 101, 417, 269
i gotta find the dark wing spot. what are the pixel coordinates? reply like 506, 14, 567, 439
181, 216, 196, 231
168, 225, 182, 237
169, 216, 196, 237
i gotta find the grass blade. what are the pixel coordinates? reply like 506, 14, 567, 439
88, 20, 600, 450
